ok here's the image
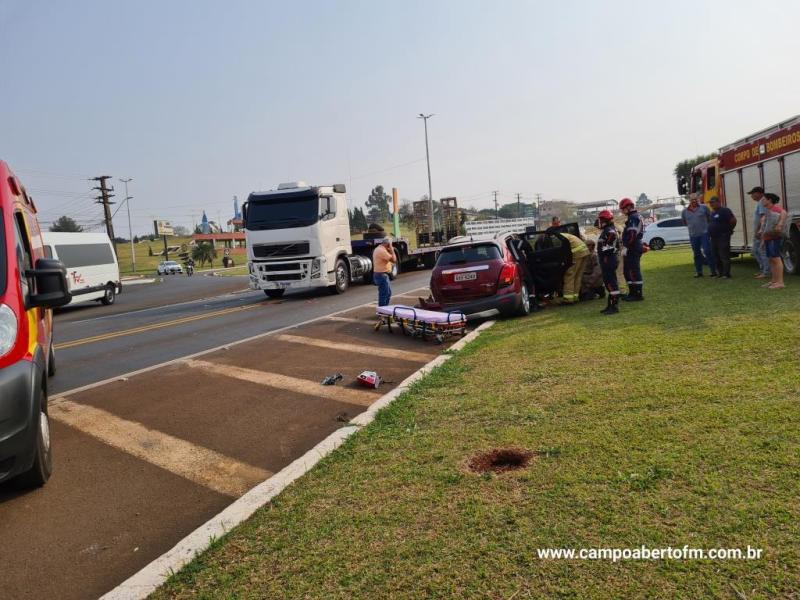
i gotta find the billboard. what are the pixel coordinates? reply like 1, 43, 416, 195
153, 220, 174, 236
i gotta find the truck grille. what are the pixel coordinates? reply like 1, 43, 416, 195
252, 242, 310, 258
266, 273, 303, 281
262, 263, 301, 272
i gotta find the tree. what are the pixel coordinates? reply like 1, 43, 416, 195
133, 235, 140, 244
192, 242, 217, 267
398, 199, 414, 225
637, 193, 652, 207
49, 215, 83, 232
365, 185, 390, 224
674, 153, 717, 196
348, 206, 368, 233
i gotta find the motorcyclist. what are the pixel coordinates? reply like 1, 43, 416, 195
186, 257, 195, 276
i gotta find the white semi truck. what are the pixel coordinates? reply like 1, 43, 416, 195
243, 182, 388, 298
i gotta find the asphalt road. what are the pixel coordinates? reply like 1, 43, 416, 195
1, 269, 443, 600
51, 270, 433, 393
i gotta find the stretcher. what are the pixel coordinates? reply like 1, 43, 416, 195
374, 305, 467, 343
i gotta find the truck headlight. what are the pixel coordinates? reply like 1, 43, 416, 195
0, 303, 18, 358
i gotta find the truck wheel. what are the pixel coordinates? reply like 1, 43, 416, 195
100, 284, 116, 305
782, 232, 800, 275
330, 258, 349, 294
649, 238, 665, 251
48, 343, 56, 377
13, 386, 53, 488
265, 289, 285, 299
422, 252, 436, 269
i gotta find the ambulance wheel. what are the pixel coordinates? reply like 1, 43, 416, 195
13, 385, 52, 488
329, 258, 349, 294
265, 289, 285, 299
47, 343, 56, 377
100, 284, 116, 305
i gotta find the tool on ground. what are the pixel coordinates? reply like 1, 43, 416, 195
356, 370, 382, 389
321, 373, 343, 386
374, 304, 467, 343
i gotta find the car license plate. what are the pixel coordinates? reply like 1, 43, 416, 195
454, 272, 477, 282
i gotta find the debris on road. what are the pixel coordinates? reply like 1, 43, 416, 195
356, 370, 382, 389
321, 373, 343, 386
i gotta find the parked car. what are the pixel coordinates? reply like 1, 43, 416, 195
42, 231, 121, 306
157, 260, 183, 275
428, 228, 572, 319
0, 161, 71, 487
643, 217, 690, 250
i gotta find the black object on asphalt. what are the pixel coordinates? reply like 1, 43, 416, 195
322, 373, 343, 386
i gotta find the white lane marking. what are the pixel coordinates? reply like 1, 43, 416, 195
182, 359, 378, 406
274, 333, 432, 363
328, 316, 372, 324
51, 284, 431, 402
50, 400, 271, 498
101, 320, 497, 600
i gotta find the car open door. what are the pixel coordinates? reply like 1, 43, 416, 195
521, 226, 574, 296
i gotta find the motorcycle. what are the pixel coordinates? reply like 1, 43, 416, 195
186, 263, 194, 277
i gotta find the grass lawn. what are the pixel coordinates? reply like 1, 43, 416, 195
115, 236, 194, 276
153, 248, 800, 599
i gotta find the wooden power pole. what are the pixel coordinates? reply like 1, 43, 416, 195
91, 175, 116, 244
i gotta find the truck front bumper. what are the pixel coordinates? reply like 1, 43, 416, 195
249, 258, 327, 290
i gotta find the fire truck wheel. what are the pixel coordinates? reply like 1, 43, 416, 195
782, 232, 800, 275
649, 237, 665, 251
264, 289, 285, 299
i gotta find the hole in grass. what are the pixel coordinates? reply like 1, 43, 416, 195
467, 448, 534, 474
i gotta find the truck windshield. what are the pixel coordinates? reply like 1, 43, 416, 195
246, 192, 319, 231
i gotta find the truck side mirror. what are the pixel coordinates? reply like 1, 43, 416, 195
241, 202, 248, 227
26, 258, 71, 308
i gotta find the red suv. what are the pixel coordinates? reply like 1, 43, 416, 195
0, 162, 70, 487
429, 232, 532, 318
429, 229, 575, 318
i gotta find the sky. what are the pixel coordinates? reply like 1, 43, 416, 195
2, 0, 799, 236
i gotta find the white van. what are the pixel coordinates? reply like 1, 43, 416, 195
42, 232, 121, 306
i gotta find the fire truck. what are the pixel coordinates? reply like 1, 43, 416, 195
684, 115, 800, 273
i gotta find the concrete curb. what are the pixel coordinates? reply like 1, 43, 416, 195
100, 318, 496, 600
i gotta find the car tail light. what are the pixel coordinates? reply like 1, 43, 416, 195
497, 263, 516, 288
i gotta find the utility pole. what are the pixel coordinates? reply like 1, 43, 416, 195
418, 113, 435, 238
493, 190, 499, 219
516, 193, 522, 218
535, 193, 542, 226
119, 178, 135, 272
92, 175, 116, 251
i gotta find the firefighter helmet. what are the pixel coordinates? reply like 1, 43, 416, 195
598, 210, 614, 221
618, 198, 634, 210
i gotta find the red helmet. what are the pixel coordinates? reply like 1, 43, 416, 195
598, 210, 614, 221
619, 198, 634, 210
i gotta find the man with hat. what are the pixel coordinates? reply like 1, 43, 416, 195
748, 186, 770, 279
372, 237, 396, 306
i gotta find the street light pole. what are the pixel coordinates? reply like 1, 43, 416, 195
120, 178, 135, 272
418, 113, 435, 240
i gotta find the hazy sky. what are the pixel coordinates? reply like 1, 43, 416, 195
2, 0, 799, 235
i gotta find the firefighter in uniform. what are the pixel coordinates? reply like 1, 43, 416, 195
619, 197, 645, 301
597, 210, 621, 314
560, 232, 590, 303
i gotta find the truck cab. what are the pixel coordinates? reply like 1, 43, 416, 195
0, 161, 71, 487
243, 182, 371, 298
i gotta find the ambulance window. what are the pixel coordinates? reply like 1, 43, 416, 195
707, 167, 716, 190
12, 213, 33, 298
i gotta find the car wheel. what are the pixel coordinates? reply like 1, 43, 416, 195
649, 237, 665, 250
100, 284, 116, 305
329, 258, 349, 294
13, 387, 53, 488
47, 343, 56, 377
265, 289, 285, 299
517, 283, 531, 316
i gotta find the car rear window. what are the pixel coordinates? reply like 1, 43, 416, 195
436, 243, 501, 266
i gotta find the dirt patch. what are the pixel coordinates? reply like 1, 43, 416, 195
466, 448, 534, 474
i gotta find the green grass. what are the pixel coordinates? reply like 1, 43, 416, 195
115, 237, 194, 276
152, 249, 800, 599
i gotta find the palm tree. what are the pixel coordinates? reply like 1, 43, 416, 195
192, 242, 217, 267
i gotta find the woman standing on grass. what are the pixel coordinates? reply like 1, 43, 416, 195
760, 193, 787, 290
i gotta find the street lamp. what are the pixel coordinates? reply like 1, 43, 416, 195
418, 113, 435, 240
119, 178, 135, 272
